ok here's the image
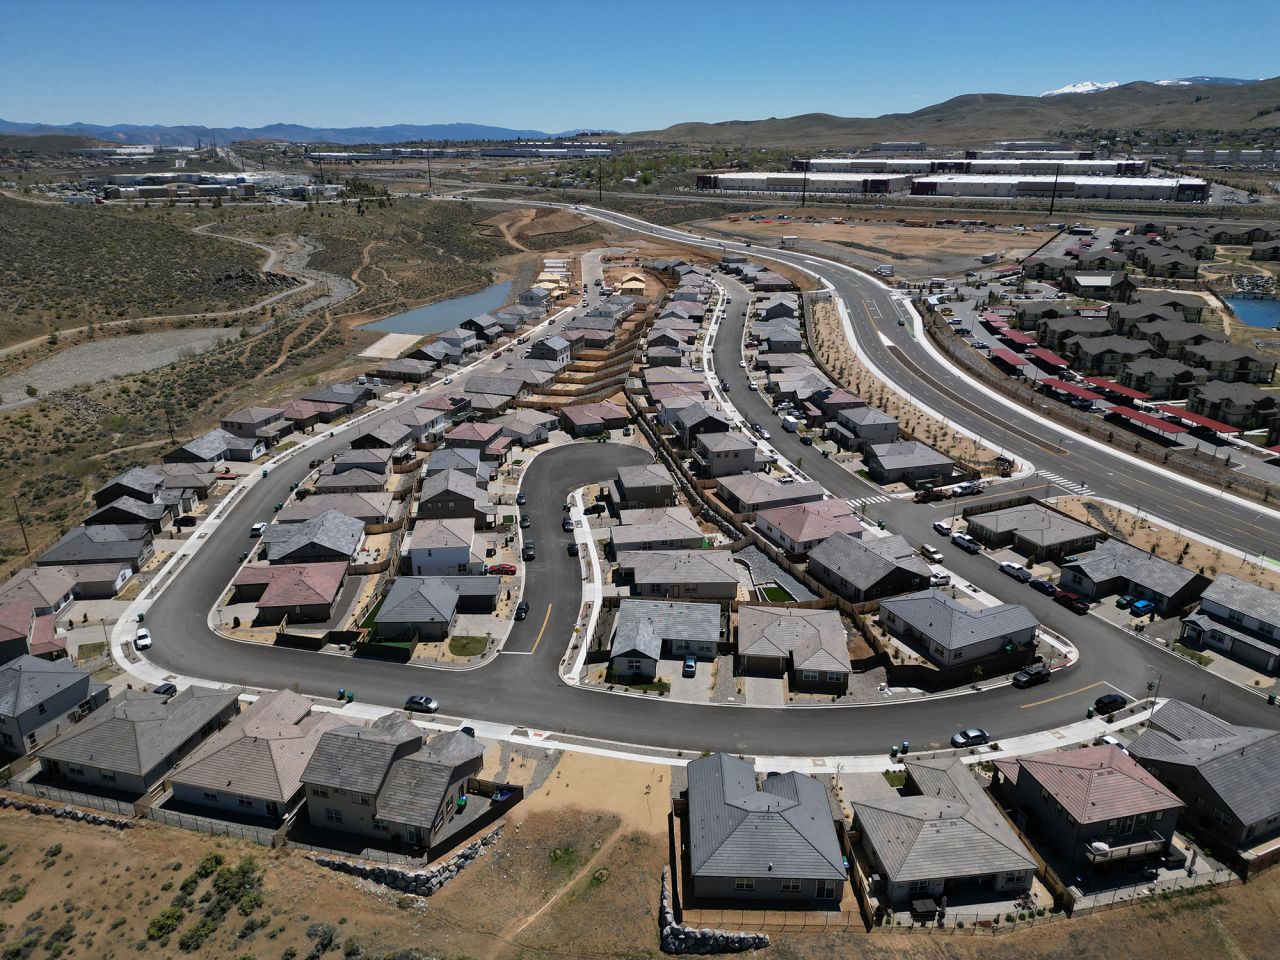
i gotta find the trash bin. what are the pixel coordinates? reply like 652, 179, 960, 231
137, 612, 145, 623
345, 691, 354, 703
1086, 707, 1095, 719
901, 740, 910, 755
338, 688, 345, 701
890, 745, 900, 759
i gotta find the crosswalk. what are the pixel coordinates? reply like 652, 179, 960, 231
850, 495, 893, 508
1036, 470, 1091, 495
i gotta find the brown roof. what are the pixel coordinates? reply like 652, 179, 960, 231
233, 562, 347, 609
282, 399, 343, 420
445, 421, 502, 443
756, 500, 864, 546
995, 745, 1183, 824
0, 603, 35, 644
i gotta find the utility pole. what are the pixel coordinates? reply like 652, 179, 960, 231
163, 407, 177, 445
1047, 163, 1062, 218
12, 496, 29, 555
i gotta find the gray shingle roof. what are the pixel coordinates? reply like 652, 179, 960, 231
375, 731, 484, 827
866, 441, 953, 471
301, 713, 421, 795
38, 686, 237, 778
1199, 574, 1280, 627
262, 511, 364, 563
377, 576, 500, 626
0, 655, 91, 718
617, 550, 740, 588
878, 589, 1039, 652
170, 689, 345, 803
173, 428, 239, 461
687, 752, 845, 881
617, 463, 674, 492
807, 533, 930, 591
614, 599, 720, 659
38, 525, 151, 566
737, 607, 849, 673
964, 504, 1098, 548
1063, 539, 1202, 597
852, 757, 1035, 884
1128, 700, 1280, 827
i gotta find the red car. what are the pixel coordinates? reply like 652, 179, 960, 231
487, 562, 517, 576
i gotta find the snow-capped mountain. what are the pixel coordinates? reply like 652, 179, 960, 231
1040, 81, 1120, 97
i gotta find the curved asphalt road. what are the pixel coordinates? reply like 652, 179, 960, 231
139, 203, 1280, 757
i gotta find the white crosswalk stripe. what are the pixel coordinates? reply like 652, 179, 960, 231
850, 495, 892, 507
1035, 470, 1090, 495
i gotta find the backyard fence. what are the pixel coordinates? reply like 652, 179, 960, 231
0, 779, 140, 817
145, 806, 284, 848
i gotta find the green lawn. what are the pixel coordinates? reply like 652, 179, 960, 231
1174, 643, 1213, 666
359, 595, 386, 631
448, 635, 488, 657
881, 770, 907, 789
759, 584, 795, 602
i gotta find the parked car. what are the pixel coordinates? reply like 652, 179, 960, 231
950, 728, 990, 748
1095, 693, 1128, 715
1054, 590, 1089, 614
999, 561, 1033, 582
738, 360, 746, 368
519, 515, 531, 529
487, 562, 517, 576
514, 600, 530, 620
800, 434, 814, 446
747, 381, 758, 391
562, 516, 574, 532
1028, 578, 1057, 596
442, 376, 454, 385
921, 544, 944, 563
950, 532, 981, 554
1130, 599, 1156, 616
929, 572, 952, 587
567, 542, 579, 556
1115, 594, 1135, 609
932, 521, 951, 536
249, 522, 267, 538
522, 540, 536, 561
174, 516, 198, 529
758, 428, 770, 440
152, 682, 178, 697
682, 656, 698, 678
1011, 664, 1051, 688
134, 627, 152, 651
516, 492, 527, 506
404, 695, 440, 714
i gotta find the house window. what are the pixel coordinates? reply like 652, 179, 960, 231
818, 879, 839, 899
1151, 811, 1163, 822
325, 808, 343, 824
1042, 789, 1050, 803
352, 792, 370, 806
238, 796, 254, 808
825, 671, 844, 683
372, 818, 389, 833
733, 878, 755, 891
625, 659, 643, 673
1107, 818, 1117, 831
203, 791, 219, 802
0, 734, 11, 748
37, 704, 46, 715
801, 670, 819, 682
780, 878, 802, 893
1227, 609, 1244, 624
311, 787, 329, 799
952, 649, 964, 661
1003, 872, 1024, 885
909, 879, 931, 894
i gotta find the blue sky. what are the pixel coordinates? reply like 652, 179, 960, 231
2, 0, 1276, 133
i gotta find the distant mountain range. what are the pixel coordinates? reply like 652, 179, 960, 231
633, 76, 1280, 148
0, 119, 603, 146
1043, 76, 1256, 96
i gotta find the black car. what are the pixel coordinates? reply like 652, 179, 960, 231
800, 434, 814, 446
404, 695, 440, 714
516, 492, 527, 506
173, 516, 198, 528
566, 542, 579, 556
514, 600, 530, 620
1095, 693, 1128, 715
152, 682, 179, 697
562, 516, 574, 532
1028, 578, 1057, 596
519, 515, 531, 529
522, 540, 536, 561
1011, 664, 1051, 688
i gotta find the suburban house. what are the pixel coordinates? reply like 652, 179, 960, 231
616, 550, 740, 600
1182, 342, 1276, 384
0, 567, 77, 617
1186, 380, 1276, 428
302, 715, 486, 849
351, 421, 416, 456
609, 599, 723, 681
229, 562, 348, 625
261, 511, 365, 565
37, 524, 153, 573
406, 518, 483, 577
715, 473, 824, 514
416, 470, 496, 526
397, 405, 451, 444
276, 492, 394, 528
559, 401, 630, 437
167, 689, 345, 822
1180, 574, 1280, 673
0, 603, 59, 663
675, 402, 733, 448
492, 408, 558, 447
314, 468, 385, 495
878, 589, 1039, 668
443, 421, 503, 450
807, 533, 931, 603
609, 507, 705, 554
36, 686, 239, 796
1060, 539, 1210, 615
754, 500, 864, 557
736, 606, 851, 693
85, 496, 170, 534
92, 466, 164, 509
166, 428, 266, 465
529, 335, 572, 364
0, 656, 108, 757
608, 463, 676, 510
680, 752, 846, 902
373, 576, 500, 642
424, 447, 493, 484
1127, 700, 1280, 853
832, 406, 899, 451
962, 503, 1102, 563
331, 448, 392, 476
691, 431, 764, 479
220, 406, 288, 443
372, 357, 435, 383
993, 745, 1183, 871
850, 757, 1036, 907
863, 442, 953, 487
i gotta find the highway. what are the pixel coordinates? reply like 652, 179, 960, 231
136, 201, 1280, 758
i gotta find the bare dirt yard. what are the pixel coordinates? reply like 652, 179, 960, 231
1052, 495, 1280, 591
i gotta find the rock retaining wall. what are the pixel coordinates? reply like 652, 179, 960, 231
308, 826, 501, 897
659, 867, 769, 955
0, 795, 135, 829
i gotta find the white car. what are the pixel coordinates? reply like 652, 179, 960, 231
920, 544, 944, 563
932, 521, 951, 536
442, 376, 453, 385
249, 522, 267, 538
738, 360, 746, 368
930, 572, 952, 587
134, 628, 152, 651
758, 428, 770, 440
747, 381, 758, 391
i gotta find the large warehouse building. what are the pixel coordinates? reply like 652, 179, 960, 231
792, 157, 1147, 176
910, 174, 1207, 201
696, 172, 913, 195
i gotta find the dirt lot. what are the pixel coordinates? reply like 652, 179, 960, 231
809, 297, 1003, 471
1052, 495, 1280, 590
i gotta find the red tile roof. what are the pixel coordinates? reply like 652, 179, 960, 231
998, 745, 1182, 824
445, 422, 502, 443
233, 562, 347, 609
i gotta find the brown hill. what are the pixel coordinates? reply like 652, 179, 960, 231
0, 132, 105, 153
633, 78, 1280, 147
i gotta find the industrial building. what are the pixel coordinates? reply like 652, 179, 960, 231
910, 174, 1207, 202
695, 172, 913, 195
793, 157, 1146, 176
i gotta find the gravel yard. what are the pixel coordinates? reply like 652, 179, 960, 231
0, 326, 236, 409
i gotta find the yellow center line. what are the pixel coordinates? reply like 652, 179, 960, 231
1020, 680, 1104, 709
528, 603, 554, 655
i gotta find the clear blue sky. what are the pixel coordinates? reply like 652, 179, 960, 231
3, 0, 1276, 133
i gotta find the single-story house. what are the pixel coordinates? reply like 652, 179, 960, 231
609, 599, 723, 680
878, 589, 1039, 667
616, 550, 740, 600
37, 524, 153, 573
373, 576, 500, 643
230, 561, 348, 624
863, 442, 953, 487
807, 533, 931, 603
736, 606, 850, 693
560, 401, 630, 437
754, 500, 864, 557
963, 503, 1102, 563
1060, 539, 1209, 615
260, 511, 365, 565
715, 474, 825, 515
